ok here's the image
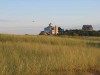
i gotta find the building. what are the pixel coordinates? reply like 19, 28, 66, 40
82, 25, 93, 31
40, 23, 58, 35
39, 23, 65, 35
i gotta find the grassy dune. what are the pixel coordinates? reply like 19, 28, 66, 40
0, 34, 100, 75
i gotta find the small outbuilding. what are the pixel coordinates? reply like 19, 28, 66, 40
82, 25, 93, 31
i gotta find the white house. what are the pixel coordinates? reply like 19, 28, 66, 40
44, 23, 58, 35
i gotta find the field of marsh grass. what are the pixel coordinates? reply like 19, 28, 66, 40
0, 34, 100, 75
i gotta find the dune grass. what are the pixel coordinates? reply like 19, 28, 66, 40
0, 34, 100, 75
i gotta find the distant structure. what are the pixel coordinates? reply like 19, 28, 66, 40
44, 23, 58, 34
82, 25, 93, 31
40, 23, 58, 35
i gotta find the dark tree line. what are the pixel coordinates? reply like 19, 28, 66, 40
63, 29, 100, 36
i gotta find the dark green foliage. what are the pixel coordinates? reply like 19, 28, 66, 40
64, 30, 100, 36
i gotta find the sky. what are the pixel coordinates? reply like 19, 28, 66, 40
0, 0, 100, 34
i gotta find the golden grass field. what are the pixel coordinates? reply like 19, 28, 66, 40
0, 34, 100, 75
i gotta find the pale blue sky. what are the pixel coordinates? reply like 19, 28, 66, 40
0, 0, 100, 34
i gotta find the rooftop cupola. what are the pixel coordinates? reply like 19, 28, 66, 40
49, 23, 54, 27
